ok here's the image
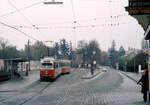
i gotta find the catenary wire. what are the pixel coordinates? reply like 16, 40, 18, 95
7, 0, 38, 29
0, 1, 43, 18
0, 21, 38, 41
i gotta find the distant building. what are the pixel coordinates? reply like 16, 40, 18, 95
124, 47, 148, 58
125, 48, 139, 57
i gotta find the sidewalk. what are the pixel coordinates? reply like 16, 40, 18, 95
81, 68, 101, 79
120, 71, 142, 82
0, 70, 39, 91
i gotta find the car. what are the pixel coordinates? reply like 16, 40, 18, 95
102, 69, 107, 72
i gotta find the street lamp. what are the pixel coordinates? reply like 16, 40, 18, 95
92, 51, 96, 68
90, 51, 96, 75
92, 51, 96, 55
43, 0, 63, 4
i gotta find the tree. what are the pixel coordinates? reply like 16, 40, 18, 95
0, 38, 19, 59
54, 42, 60, 59
118, 46, 125, 57
108, 40, 118, 68
75, 40, 102, 67
87, 40, 101, 64
68, 41, 73, 60
100, 51, 109, 66
60, 39, 69, 59
29, 41, 47, 60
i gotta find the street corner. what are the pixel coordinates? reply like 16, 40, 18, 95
119, 71, 140, 83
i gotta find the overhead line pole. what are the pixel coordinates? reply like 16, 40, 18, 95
26, 39, 30, 76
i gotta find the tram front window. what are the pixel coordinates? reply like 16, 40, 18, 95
41, 63, 53, 69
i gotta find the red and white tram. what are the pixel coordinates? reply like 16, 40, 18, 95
60, 60, 71, 74
40, 57, 61, 80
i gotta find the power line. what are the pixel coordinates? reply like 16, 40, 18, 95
7, 0, 46, 40
0, 21, 38, 41
0, 1, 43, 18
31, 13, 128, 26
7, 0, 38, 29
2, 21, 135, 30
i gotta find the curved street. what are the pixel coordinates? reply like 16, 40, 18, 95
0, 68, 144, 105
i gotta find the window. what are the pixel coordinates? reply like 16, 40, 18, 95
41, 63, 53, 69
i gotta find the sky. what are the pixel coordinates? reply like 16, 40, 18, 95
0, 0, 145, 51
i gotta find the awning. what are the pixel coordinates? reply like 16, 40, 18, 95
4, 58, 27, 62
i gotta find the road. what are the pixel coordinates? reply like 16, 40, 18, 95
0, 68, 145, 105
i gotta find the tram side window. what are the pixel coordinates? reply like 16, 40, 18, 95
54, 62, 59, 68
60, 62, 65, 67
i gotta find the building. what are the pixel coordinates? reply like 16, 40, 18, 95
125, 0, 150, 39
125, 0, 150, 90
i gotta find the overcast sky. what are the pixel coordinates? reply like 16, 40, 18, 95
0, 0, 145, 51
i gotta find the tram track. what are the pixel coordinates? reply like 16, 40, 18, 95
0, 81, 52, 105
0, 68, 93, 105
52, 68, 99, 105
51, 70, 78, 105
19, 82, 52, 105
0, 69, 77, 105
46, 68, 83, 105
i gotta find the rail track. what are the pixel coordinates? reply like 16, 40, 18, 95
0, 80, 52, 105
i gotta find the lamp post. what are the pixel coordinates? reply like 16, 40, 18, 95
125, 62, 127, 72
90, 51, 96, 75
93, 51, 96, 68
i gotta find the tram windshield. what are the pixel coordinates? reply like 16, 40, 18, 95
41, 63, 53, 69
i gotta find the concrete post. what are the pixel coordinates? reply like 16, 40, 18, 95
148, 51, 150, 91
148, 40, 150, 102
138, 65, 141, 73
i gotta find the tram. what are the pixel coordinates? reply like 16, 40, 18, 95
40, 57, 61, 80
60, 60, 71, 74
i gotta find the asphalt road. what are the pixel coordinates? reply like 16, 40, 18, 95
0, 68, 145, 105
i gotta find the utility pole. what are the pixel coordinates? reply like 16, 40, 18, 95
26, 39, 30, 76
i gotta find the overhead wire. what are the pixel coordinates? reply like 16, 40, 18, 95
0, 1, 43, 18
7, 0, 48, 41
0, 0, 131, 41
0, 21, 38, 41
32, 13, 128, 26
7, 0, 38, 29
0, 20, 135, 30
